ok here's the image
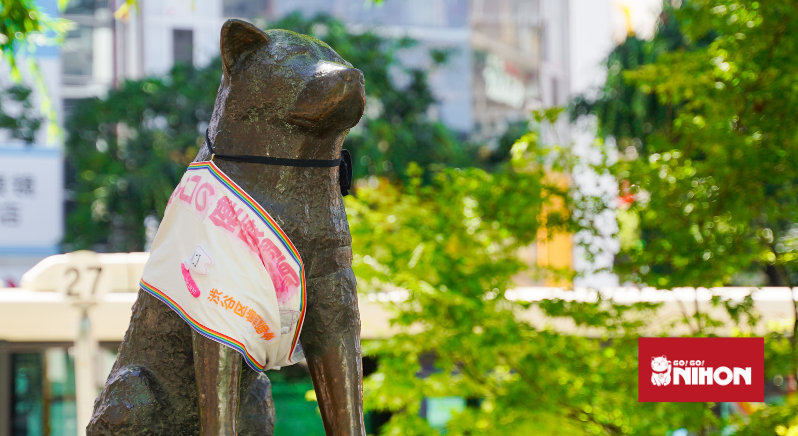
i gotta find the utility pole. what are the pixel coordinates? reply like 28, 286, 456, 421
55, 251, 108, 436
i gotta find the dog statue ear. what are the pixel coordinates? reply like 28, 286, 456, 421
220, 19, 270, 75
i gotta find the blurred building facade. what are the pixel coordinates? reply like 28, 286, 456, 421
0, 0, 65, 292
58, 0, 573, 135
60, 0, 570, 131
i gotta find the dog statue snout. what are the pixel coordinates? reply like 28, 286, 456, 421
288, 64, 366, 130
341, 68, 364, 84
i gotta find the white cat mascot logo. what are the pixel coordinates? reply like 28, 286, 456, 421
651, 355, 672, 386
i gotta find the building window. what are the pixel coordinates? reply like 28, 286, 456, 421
61, 0, 112, 88
223, 0, 269, 19
62, 25, 94, 79
11, 348, 77, 435
64, 0, 108, 15
541, 22, 548, 62
173, 29, 194, 66
551, 77, 558, 105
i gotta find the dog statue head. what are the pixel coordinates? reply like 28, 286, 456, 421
207, 19, 366, 162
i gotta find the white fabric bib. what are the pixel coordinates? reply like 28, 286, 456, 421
140, 161, 306, 371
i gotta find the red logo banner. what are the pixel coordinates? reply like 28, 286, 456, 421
638, 337, 764, 402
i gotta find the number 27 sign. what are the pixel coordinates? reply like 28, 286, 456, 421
56, 251, 109, 306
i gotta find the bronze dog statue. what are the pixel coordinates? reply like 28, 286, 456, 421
88, 19, 366, 435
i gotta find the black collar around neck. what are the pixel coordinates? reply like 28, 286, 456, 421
205, 129, 353, 196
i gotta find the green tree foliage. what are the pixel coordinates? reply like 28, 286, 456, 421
576, 0, 798, 291
349, 114, 795, 435
64, 61, 221, 250
354, 2, 798, 432
573, 1, 798, 390
620, 0, 798, 382
349, 122, 598, 435
571, 3, 701, 149
349, 119, 798, 436
64, 14, 471, 250
0, 0, 71, 79
0, 84, 42, 143
0, 0, 71, 133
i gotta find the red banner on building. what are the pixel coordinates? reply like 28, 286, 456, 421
638, 337, 764, 402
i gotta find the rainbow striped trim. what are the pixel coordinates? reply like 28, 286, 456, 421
141, 279, 267, 371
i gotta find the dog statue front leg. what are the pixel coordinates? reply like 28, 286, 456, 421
193, 331, 242, 435
302, 266, 365, 436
